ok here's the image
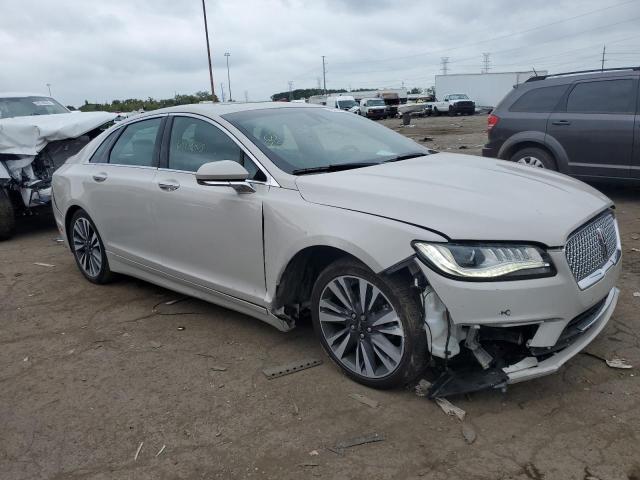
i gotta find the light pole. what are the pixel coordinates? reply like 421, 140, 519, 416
46, 83, 52, 96
201, 0, 216, 101
224, 52, 232, 102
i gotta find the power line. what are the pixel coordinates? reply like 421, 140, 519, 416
482, 53, 491, 73
440, 57, 449, 75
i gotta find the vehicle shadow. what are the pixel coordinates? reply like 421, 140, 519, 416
9, 208, 58, 241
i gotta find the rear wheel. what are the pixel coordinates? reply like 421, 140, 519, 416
0, 188, 16, 240
69, 210, 113, 284
511, 147, 557, 170
311, 258, 427, 389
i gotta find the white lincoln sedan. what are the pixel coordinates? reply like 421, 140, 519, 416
52, 103, 620, 395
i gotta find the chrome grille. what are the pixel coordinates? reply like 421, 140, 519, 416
565, 213, 618, 283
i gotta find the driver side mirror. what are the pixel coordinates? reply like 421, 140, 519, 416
196, 161, 255, 194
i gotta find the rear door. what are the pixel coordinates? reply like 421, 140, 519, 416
547, 78, 637, 178
83, 116, 164, 263
631, 78, 640, 180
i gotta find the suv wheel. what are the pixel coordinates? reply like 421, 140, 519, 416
311, 258, 427, 389
69, 210, 113, 284
511, 147, 556, 170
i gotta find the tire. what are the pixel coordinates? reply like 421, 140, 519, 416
311, 258, 427, 389
433, 107, 440, 116
448, 106, 455, 116
69, 209, 113, 284
0, 188, 16, 240
510, 147, 557, 170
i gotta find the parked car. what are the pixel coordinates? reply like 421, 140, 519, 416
52, 103, 620, 395
482, 67, 640, 181
430, 93, 476, 116
359, 98, 387, 119
0, 92, 115, 239
324, 95, 359, 113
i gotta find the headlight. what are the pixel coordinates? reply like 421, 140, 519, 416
413, 242, 554, 281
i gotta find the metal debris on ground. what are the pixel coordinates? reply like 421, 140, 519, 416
461, 422, 477, 444
262, 358, 322, 379
606, 358, 633, 369
177, 326, 185, 331
633, 292, 640, 297
53, 238, 64, 243
631, 248, 640, 253
210, 366, 227, 371
434, 397, 466, 421
299, 462, 319, 467
134, 442, 144, 461
34, 262, 55, 268
329, 433, 385, 455
415, 379, 432, 397
348, 393, 379, 408
155, 445, 166, 457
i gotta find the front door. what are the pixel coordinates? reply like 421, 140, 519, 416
547, 78, 637, 179
150, 115, 267, 305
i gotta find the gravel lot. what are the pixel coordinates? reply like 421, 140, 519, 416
1, 115, 639, 480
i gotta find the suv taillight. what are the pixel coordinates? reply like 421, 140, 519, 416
487, 114, 500, 131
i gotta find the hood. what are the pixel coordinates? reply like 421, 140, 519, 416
0, 111, 116, 156
295, 154, 612, 246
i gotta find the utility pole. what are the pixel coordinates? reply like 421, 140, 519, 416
482, 53, 491, 73
244, 90, 248, 103
288, 81, 294, 101
224, 52, 232, 101
322, 56, 327, 96
220, 83, 225, 103
601, 45, 606, 71
440, 57, 449, 75
201, 0, 216, 101
46, 83, 52, 96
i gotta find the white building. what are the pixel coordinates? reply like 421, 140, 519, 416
435, 71, 548, 108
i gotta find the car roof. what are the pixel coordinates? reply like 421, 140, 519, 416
522, 68, 640, 88
0, 92, 51, 98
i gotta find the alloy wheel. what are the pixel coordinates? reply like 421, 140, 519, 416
318, 275, 405, 379
72, 217, 103, 277
517, 156, 545, 168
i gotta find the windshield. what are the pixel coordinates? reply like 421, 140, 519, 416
337, 99, 356, 109
448, 94, 469, 100
223, 107, 429, 174
366, 99, 385, 106
0, 96, 69, 119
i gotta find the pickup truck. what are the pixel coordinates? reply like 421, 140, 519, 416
359, 98, 387, 119
430, 94, 476, 116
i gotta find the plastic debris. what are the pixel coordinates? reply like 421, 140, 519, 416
434, 397, 466, 421
34, 262, 55, 268
415, 379, 432, 397
155, 445, 166, 457
134, 442, 144, 461
606, 358, 633, 369
177, 326, 185, 331
309, 450, 319, 456
329, 433, 384, 455
631, 248, 640, 253
262, 358, 322, 379
462, 422, 477, 444
348, 393, 379, 408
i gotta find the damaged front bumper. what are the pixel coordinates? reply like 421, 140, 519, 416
412, 246, 621, 395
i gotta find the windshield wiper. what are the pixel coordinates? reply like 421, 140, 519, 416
382, 152, 428, 163
292, 162, 378, 175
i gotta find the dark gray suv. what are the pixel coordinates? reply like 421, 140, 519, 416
482, 67, 640, 181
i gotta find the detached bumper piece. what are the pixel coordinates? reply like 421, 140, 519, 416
427, 368, 509, 399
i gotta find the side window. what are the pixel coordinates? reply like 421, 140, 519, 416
169, 117, 266, 181
109, 118, 162, 166
509, 85, 567, 113
90, 129, 121, 163
566, 79, 635, 114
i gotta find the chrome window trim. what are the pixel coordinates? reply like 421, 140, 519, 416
163, 112, 280, 188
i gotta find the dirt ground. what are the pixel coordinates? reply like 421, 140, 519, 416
1, 115, 640, 480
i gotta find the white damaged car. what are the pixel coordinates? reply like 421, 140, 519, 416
0, 93, 115, 239
51, 103, 620, 395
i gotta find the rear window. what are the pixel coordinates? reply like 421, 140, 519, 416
566, 79, 635, 114
509, 85, 567, 113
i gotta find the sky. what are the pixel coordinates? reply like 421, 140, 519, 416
1, 0, 639, 106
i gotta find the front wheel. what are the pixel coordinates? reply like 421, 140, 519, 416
0, 188, 16, 240
511, 147, 557, 170
69, 210, 113, 284
311, 258, 427, 389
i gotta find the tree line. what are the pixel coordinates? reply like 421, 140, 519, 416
78, 91, 218, 112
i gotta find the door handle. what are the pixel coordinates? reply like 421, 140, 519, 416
551, 120, 571, 126
158, 181, 180, 192
93, 173, 107, 182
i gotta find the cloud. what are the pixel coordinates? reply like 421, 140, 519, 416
0, 0, 638, 106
